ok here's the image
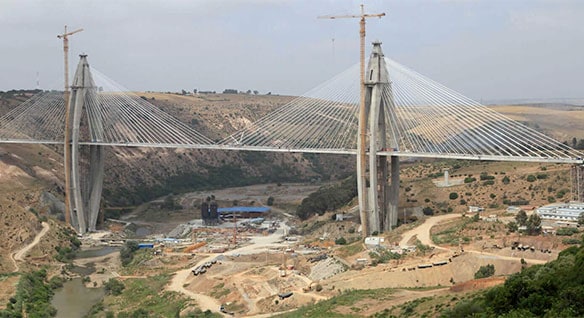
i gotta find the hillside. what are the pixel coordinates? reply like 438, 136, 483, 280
491, 104, 584, 141
101, 92, 354, 207
0, 91, 582, 315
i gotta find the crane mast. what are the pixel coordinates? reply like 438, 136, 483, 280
318, 5, 385, 237
57, 25, 83, 227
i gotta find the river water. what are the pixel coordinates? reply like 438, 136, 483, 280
52, 278, 105, 318
51, 246, 118, 317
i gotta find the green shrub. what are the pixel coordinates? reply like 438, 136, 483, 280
562, 238, 581, 245
474, 264, 495, 279
526, 175, 536, 182
335, 237, 347, 245
104, 278, 125, 296
464, 177, 476, 183
449, 192, 459, 200
296, 175, 357, 220
556, 227, 579, 236
120, 241, 140, 266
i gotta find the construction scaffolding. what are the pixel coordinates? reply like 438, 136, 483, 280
571, 165, 584, 202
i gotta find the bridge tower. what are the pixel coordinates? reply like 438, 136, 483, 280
66, 55, 105, 234
358, 41, 399, 235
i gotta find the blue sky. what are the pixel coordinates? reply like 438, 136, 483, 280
1, 0, 583, 101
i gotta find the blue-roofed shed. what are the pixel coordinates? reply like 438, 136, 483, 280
218, 206, 271, 219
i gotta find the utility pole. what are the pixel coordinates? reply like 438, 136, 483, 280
318, 5, 385, 237
57, 25, 83, 227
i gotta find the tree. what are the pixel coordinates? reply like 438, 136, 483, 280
422, 207, 434, 215
181, 89, 187, 95
526, 214, 542, 235
502, 176, 510, 184
449, 192, 459, 200
246, 89, 251, 94
193, 89, 197, 94
266, 196, 274, 206
578, 213, 584, 226
335, 237, 347, 245
515, 210, 528, 226
253, 90, 259, 95
506, 221, 518, 233
104, 278, 125, 296
526, 175, 536, 182
474, 264, 495, 279
163, 195, 178, 210
572, 137, 578, 148
120, 241, 140, 266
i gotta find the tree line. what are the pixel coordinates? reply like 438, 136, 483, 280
442, 238, 584, 317
296, 175, 357, 220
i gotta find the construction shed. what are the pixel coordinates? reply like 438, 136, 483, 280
218, 206, 271, 219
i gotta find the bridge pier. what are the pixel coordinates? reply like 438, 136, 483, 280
572, 164, 584, 202
359, 42, 399, 236
66, 55, 104, 234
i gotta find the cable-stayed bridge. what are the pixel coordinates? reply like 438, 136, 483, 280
2, 44, 583, 234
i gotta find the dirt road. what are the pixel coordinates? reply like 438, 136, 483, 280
399, 214, 548, 264
12, 221, 50, 272
166, 222, 291, 316
399, 214, 461, 248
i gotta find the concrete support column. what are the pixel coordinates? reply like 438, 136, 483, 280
66, 55, 103, 234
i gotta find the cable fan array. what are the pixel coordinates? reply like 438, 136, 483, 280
221, 64, 361, 151
0, 69, 215, 147
223, 58, 583, 161
83, 68, 214, 146
0, 58, 581, 162
384, 59, 582, 160
0, 91, 65, 143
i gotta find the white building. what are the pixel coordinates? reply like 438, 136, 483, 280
535, 202, 584, 221
506, 206, 521, 213
468, 206, 484, 213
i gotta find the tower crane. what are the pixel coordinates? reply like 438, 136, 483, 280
318, 5, 385, 237
57, 25, 83, 227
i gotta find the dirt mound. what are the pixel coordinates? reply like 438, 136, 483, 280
256, 292, 317, 313
309, 257, 347, 281
450, 276, 506, 292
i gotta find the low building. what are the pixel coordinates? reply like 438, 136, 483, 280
535, 202, 584, 221
335, 213, 354, 221
218, 206, 271, 219
506, 206, 521, 213
468, 206, 484, 213
364, 236, 384, 246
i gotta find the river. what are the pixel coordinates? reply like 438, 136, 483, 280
52, 278, 105, 318
51, 246, 118, 317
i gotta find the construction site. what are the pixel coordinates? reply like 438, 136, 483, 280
68, 177, 571, 317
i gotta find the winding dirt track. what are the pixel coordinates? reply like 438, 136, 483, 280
399, 214, 461, 248
11, 221, 50, 272
399, 214, 547, 264
166, 223, 291, 316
